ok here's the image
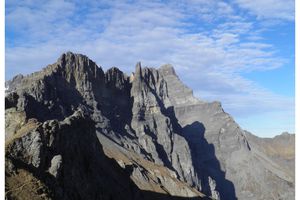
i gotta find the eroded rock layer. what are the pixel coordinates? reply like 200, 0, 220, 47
5, 52, 294, 200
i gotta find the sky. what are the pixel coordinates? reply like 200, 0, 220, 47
5, 0, 295, 137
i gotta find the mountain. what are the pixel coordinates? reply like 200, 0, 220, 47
5, 52, 295, 200
244, 131, 295, 182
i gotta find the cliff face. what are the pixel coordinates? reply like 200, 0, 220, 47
5, 52, 294, 200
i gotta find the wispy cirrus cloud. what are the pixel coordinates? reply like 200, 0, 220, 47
234, 0, 294, 21
5, 0, 294, 137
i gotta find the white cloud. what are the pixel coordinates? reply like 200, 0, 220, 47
5, 0, 294, 136
234, 0, 294, 21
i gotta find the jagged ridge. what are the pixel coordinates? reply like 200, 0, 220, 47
5, 52, 294, 200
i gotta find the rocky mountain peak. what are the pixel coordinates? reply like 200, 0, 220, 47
280, 132, 293, 137
56, 52, 104, 81
5, 53, 294, 200
134, 61, 143, 80
57, 51, 89, 65
159, 64, 177, 77
5, 74, 23, 93
105, 67, 129, 90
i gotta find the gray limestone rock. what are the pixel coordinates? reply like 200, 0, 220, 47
7, 130, 43, 168
5, 52, 294, 200
158, 64, 293, 200
49, 155, 62, 178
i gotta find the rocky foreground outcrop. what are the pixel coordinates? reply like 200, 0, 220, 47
5, 52, 294, 200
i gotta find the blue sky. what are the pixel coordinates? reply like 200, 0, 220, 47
5, 0, 295, 137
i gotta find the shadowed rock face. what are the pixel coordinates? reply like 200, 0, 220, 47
5, 52, 294, 200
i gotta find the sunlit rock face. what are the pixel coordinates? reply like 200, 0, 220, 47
5, 52, 294, 200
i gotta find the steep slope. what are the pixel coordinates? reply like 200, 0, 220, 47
5, 52, 294, 200
5, 52, 207, 200
159, 64, 294, 200
245, 131, 295, 182
6, 110, 207, 200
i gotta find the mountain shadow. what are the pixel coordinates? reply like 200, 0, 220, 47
5, 112, 208, 200
182, 121, 237, 200
163, 105, 236, 199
